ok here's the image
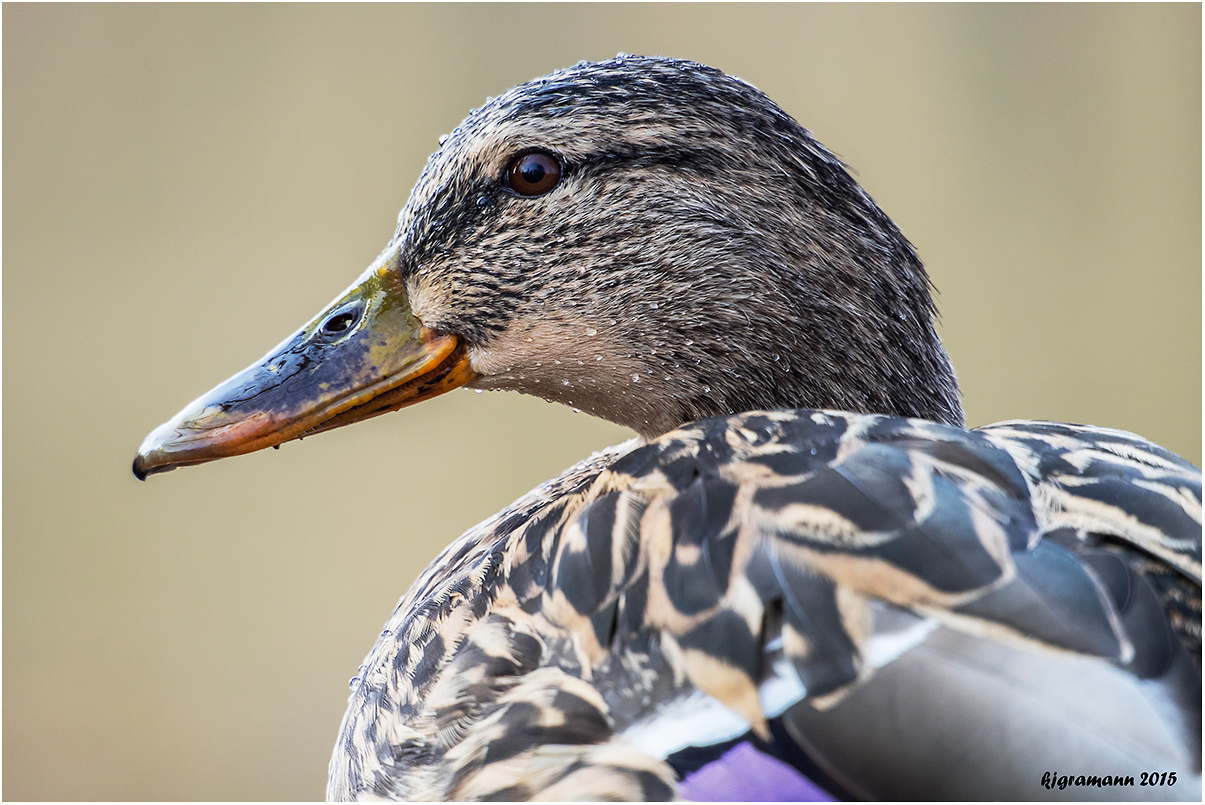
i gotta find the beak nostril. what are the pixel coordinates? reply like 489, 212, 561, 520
323, 313, 357, 334
319, 306, 363, 338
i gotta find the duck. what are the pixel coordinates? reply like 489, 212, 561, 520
133, 56, 1201, 801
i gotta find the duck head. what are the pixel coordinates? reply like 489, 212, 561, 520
134, 56, 961, 479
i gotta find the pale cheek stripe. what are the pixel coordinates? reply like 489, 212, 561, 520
680, 741, 836, 801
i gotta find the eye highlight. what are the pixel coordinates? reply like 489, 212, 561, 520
506, 151, 562, 197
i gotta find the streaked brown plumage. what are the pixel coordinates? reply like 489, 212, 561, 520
399, 57, 962, 437
134, 57, 1201, 801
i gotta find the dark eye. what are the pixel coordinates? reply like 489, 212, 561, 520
506, 151, 561, 197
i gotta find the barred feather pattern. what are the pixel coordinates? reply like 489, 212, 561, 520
328, 410, 1201, 800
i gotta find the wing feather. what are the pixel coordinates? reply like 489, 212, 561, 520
330, 412, 1201, 800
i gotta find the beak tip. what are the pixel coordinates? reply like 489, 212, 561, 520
132, 421, 179, 480
133, 417, 198, 480
133, 448, 176, 480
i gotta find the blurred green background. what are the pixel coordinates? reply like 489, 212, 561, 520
5, 4, 1200, 800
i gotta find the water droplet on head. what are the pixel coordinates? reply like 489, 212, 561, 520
349, 662, 370, 690
649, 302, 659, 310
771, 353, 781, 362
585, 327, 598, 336
631, 373, 641, 383
562, 380, 571, 386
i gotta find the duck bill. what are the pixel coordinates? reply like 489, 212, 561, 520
132, 264, 477, 480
